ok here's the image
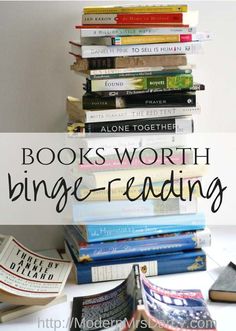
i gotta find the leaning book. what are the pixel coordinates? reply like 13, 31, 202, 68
0, 234, 72, 306
70, 264, 216, 331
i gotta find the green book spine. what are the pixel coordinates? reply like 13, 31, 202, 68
89, 74, 193, 92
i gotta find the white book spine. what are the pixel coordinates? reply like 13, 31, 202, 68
91, 260, 158, 282
80, 27, 197, 38
192, 32, 212, 41
85, 106, 200, 123
81, 42, 202, 58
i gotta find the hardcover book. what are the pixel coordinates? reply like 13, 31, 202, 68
75, 213, 206, 242
65, 242, 207, 284
70, 265, 216, 331
65, 226, 211, 262
209, 262, 236, 302
82, 12, 198, 26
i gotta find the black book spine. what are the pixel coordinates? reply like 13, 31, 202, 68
88, 83, 205, 97
87, 57, 115, 70
83, 92, 196, 110
83, 94, 116, 109
85, 118, 192, 134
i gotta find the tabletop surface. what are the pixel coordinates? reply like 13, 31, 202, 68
2, 226, 236, 331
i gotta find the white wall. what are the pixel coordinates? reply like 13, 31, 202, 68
0, 1, 235, 249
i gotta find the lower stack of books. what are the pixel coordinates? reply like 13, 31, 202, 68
64, 215, 211, 284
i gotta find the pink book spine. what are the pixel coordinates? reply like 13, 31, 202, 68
78, 155, 191, 171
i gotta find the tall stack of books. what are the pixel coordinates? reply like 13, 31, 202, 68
65, 4, 211, 284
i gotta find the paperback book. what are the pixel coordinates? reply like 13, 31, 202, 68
70, 265, 216, 331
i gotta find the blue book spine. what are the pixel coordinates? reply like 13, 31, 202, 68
79, 213, 205, 242
65, 226, 210, 262
65, 242, 206, 284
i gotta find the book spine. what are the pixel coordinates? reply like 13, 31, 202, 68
79, 184, 199, 201
73, 249, 206, 283
78, 153, 193, 171
81, 42, 202, 58
85, 106, 198, 123
93, 83, 205, 97
82, 93, 196, 110
89, 74, 193, 92
113, 35, 180, 45
73, 56, 117, 70
68, 230, 211, 262
79, 27, 196, 38
82, 13, 183, 25
81, 213, 206, 242
83, 5, 188, 14
88, 68, 192, 79
113, 33, 211, 45
74, 55, 187, 70
73, 198, 197, 222
84, 117, 193, 134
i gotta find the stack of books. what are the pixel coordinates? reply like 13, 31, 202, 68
65, 3, 211, 284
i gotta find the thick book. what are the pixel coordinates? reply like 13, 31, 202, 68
79, 177, 201, 201
82, 91, 196, 110
71, 54, 187, 70
86, 74, 193, 92
79, 26, 197, 38
91, 83, 205, 97
70, 265, 216, 331
76, 213, 206, 242
81, 32, 211, 46
70, 41, 202, 58
83, 5, 188, 14
209, 262, 236, 302
0, 235, 72, 306
66, 243, 207, 284
72, 198, 198, 222
78, 117, 194, 134
82, 12, 198, 26
65, 226, 211, 262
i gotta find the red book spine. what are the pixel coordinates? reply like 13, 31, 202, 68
180, 34, 192, 42
114, 13, 183, 24
76, 24, 189, 29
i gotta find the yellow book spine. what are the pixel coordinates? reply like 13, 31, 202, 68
116, 35, 181, 45
83, 5, 188, 14
80, 186, 200, 201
